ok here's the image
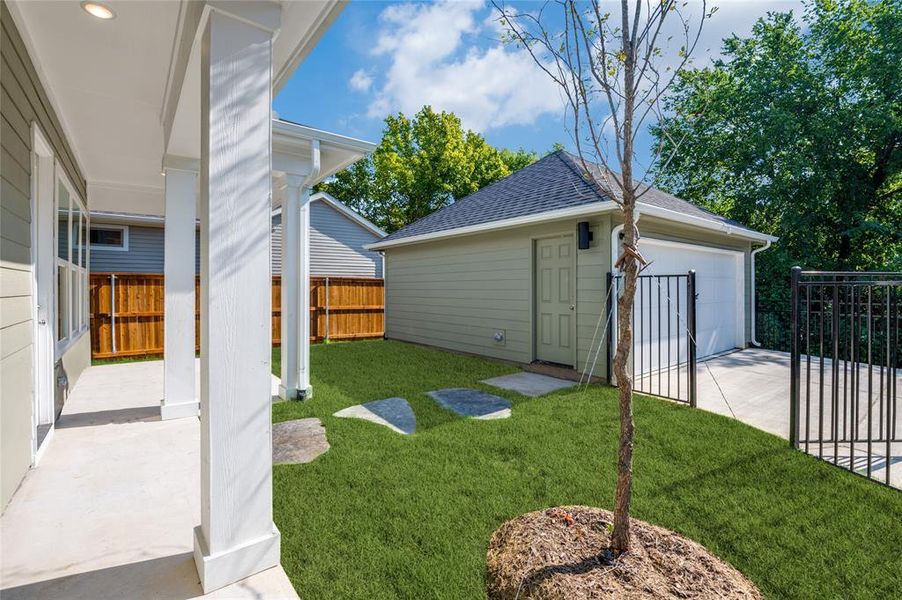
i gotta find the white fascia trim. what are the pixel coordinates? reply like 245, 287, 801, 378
311, 191, 387, 237
366, 202, 616, 250
639, 235, 745, 257
90, 211, 165, 227
272, 120, 376, 155
636, 202, 778, 243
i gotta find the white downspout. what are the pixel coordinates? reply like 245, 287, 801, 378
304, 139, 321, 188
296, 139, 320, 398
750, 239, 772, 347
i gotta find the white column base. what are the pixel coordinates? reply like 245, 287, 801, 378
278, 385, 313, 401
193, 524, 281, 594
160, 400, 199, 421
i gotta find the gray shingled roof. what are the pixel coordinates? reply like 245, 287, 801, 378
379, 150, 755, 243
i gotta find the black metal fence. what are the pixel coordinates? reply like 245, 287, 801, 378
607, 271, 698, 406
789, 268, 901, 487
754, 300, 792, 352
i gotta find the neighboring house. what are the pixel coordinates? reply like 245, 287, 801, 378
89, 192, 385, 277
369, 150, 777, 377
272, 192, 385, 277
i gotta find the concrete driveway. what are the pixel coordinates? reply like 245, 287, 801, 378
697, 348, 901, 489
697, 348, 791, 438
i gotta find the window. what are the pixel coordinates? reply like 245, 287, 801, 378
89, 225, 128, 251
55, 170, 88, 350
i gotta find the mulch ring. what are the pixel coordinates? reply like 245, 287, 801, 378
486, 506, 762, 600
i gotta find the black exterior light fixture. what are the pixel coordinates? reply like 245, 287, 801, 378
577, 221, 593, 249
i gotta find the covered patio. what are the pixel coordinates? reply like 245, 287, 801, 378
1, 0, 372, 594
0, 360, 297, 599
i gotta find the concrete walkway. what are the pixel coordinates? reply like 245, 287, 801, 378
0, 360, 298, 599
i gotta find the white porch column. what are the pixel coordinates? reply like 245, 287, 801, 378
194, 2, 281, 593
161, 159, 198, 420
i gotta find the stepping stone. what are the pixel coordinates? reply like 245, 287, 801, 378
427, 388, 511, 420
273, 418, 329, 465
334, 397, 416, 435
481, 372, 577, 397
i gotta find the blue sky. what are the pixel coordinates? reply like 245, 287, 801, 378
275, 1, 803, 170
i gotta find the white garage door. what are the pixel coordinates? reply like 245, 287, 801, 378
636, 238, 745, 361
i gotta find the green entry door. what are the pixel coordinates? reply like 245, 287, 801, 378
535, 235, 576, 366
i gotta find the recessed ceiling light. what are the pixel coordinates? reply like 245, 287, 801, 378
81, 2, 115, 20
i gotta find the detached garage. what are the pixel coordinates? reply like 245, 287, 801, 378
368, 151, 776, 380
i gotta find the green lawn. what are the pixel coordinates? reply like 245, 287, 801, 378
272, 340, 902, 599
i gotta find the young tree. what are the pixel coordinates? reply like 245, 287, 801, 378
495, 0, 710, 555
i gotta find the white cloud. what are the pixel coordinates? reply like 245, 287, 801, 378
349, 69, 373, 92
362, 0, 802, 133
366, 0, 563, 132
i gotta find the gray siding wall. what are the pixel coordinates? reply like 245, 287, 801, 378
1, 1, 88, 509
94, 201, 383, 279
309, 200, 382, 277
89, 225, 200, 274
384, 217, 611, 369
267, 200, 384, 278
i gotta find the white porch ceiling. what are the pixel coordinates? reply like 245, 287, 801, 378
8, 0, 179, 196
7, 0, 349, 217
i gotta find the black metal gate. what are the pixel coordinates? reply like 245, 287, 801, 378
606, 271, 698, 406
790, 268, 901, 487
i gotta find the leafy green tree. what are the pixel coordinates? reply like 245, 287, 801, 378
499, 147, 539, 172
652, 0, 902, 309
318, 106, 532, 233
316, 155, 377, 227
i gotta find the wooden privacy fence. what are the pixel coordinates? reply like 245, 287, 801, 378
90, 273, 384, 359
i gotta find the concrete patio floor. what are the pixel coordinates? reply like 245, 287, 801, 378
0, 360, 298, 599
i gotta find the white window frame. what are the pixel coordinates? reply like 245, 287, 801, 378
54, 165, 89, 357
88, 224, 129, 252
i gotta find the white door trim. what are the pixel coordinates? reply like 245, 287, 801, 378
30, 123, 56, 464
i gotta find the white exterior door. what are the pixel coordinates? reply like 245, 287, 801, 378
638, 238, 745, 359
535, 235, 576, 366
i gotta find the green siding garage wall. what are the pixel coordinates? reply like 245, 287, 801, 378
384, 212, 758, 382
385, 216, 612, 374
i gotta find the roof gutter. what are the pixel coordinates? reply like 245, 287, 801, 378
635, 202, 778, 243
366, 203, 617, 250
368, 200, 777, 251
750, 239, 773, 347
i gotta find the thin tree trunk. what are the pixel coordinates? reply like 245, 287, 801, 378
611, 0, 638, 555
611, 193, 638, 556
